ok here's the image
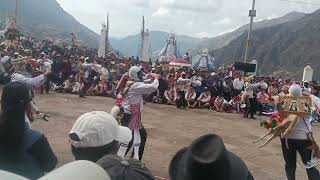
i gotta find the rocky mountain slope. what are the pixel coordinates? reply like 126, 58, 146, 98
0, 0, 98, 47
195, 12, 305, 52
211, 10, 320, 80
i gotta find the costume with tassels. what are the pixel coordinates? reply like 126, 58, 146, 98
255, 84, 320, 180
115, 66, 159, 160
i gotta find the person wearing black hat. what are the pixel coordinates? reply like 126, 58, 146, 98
96, 154, 155, 180
169, 134, 254, 180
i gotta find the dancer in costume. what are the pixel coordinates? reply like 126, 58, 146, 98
117, 66, 159, 160
255, 84, 320, 180
281, 84, 320, 180
6, 55, 52, 126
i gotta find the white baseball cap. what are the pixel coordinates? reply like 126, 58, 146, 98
69, 111, 132, 148
0, 161, 110, 180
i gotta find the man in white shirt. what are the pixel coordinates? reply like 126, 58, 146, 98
37, 52, 53, 94
176, 72, 191, 109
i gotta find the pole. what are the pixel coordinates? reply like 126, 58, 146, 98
106, 12, 109, 53
15, 0, 19, 24
244, 0, 256, 63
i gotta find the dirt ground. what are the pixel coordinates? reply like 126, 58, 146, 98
31, 92, 320, 180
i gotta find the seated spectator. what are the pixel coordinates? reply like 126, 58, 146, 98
257, 88, 270, 115
169, 134, 254, 180
214, 94, 226, 112
279, 84, 289, 96
0, 82, 57, 179
192, 88, 211, 108
185, 87, 196, 108
164, 84, 177, 105
268, 81, 279, 96
97, 154, 155, 180
226, 95, 242, 113
72, 82, 83, 94
94, 80, 109, 97
62, 77, 73, 93
86, 84, 97, 96
69, 111, 132, 162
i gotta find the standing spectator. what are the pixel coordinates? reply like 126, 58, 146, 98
233, 76, 244, 94
243, 77, 260, 119
37, 52, 52, 94
176, 72, 191, 109
191, 70, 203, 97
0, 82, 57, 179
79, 58, 94, 98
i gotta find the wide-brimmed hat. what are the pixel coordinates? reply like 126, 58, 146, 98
169, 134, 250, 180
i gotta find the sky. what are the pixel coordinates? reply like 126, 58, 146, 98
56, 0, 319, 38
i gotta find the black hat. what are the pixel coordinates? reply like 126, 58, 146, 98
169, 134, 251, 180
97, 155, 155, 180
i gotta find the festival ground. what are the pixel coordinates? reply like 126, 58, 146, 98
32, 93, 320, 180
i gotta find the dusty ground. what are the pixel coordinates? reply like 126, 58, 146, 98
31, 92, 320, 180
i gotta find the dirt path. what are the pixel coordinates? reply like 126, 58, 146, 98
32, 93, 319, 180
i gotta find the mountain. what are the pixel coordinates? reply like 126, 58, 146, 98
194, 11, 305, 52
110, 31, 202, 57
0, 0, 98, 47
211, 9, 320, 80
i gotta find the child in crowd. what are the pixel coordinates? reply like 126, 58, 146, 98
185, 87, 196, 108
214, 94, 225, 112
257, 88, 270, 115
192, 88, 211, 109
94, 80, 109, 97
268, 81, 279, 96
62, 77, 73, 93
86, 84, 97, 96
164, 84, 177, 105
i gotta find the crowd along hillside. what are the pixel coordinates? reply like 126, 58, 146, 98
1, 0, 99, 47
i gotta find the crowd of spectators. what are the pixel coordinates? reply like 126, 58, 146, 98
1, 35, 320, 179
2, 36, 320, 119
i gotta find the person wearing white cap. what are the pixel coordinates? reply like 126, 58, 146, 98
69, 111, 132, 162
117, 66, 159, 160
0, 160, 111, 180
